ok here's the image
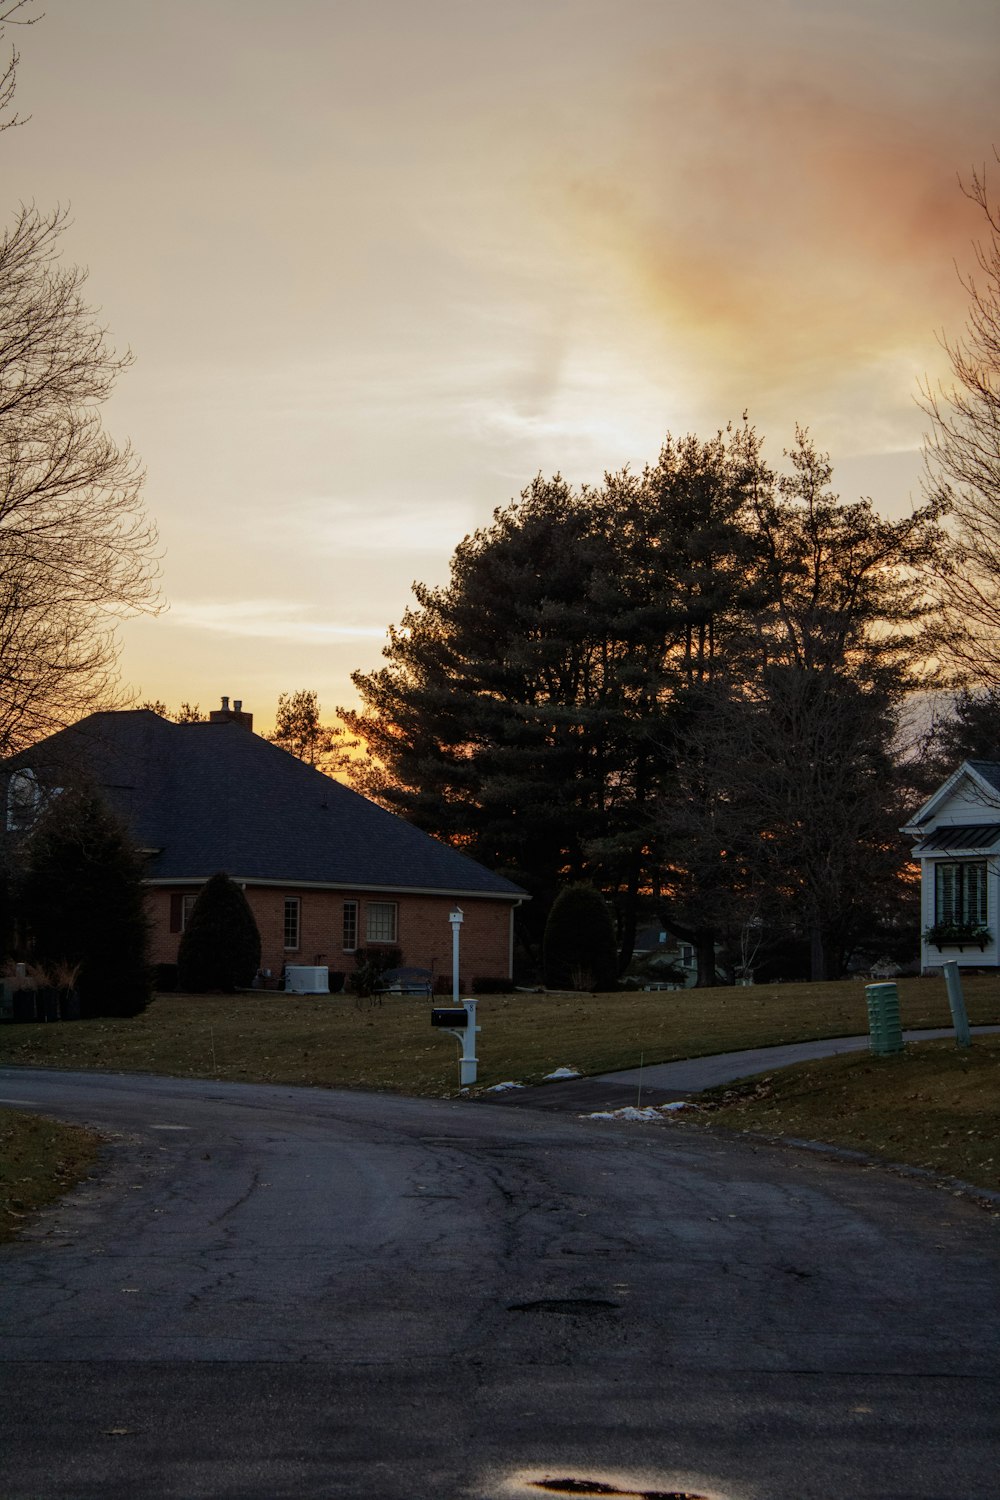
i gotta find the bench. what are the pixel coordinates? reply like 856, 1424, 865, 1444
375, 966, 434, 998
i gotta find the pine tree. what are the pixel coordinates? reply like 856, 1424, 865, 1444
543, 884, 618, 991
20, 786, 151, 1017
268, 690, 355, 773
177, 872, 261, 993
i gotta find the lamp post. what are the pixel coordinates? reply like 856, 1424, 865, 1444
430, 905, 478, 1086
448, 906, 464, 1003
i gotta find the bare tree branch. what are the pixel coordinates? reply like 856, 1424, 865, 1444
0, 2, 41, 134
922, 151, 1000, 681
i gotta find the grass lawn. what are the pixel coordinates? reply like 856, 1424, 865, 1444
695, 1036, 1000, 1196
1, 973, 998, 1095
0, 1107, 102, 1244
1, 973, 997, 1206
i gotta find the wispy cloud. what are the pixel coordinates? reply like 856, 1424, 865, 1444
167, 599, 388, 644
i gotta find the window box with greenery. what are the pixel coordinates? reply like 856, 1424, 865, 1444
923, 922, 992, 951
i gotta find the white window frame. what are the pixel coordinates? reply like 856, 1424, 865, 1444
935, 860, 988, 927
365, 901, 398, 944
283, 896, 301, 951
6, 768, 40, 832
342, 900, 358, 952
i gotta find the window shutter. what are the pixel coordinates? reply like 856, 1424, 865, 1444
170, 893, 183, 933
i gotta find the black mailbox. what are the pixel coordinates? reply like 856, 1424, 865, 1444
431, 1007, 468, 1028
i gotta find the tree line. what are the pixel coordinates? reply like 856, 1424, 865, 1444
339, 426, 945, 981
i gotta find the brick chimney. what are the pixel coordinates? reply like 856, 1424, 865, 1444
209, 694, 253, 731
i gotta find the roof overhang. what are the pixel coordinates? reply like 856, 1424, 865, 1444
143, 875, 528, 902
911, 822, 1000, 858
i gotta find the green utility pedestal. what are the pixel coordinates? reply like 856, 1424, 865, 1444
865, 981, 903, 1057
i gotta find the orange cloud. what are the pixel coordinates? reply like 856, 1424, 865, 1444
541, 41, 992, 440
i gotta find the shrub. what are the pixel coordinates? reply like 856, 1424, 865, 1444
472, 976, 511, 994
433, 974, 469, 996
177, 872, 261, 993
19, 786, 151, 1018
346, 945, 402, 996
543, 883, 618, 991
153, 962, 178, 993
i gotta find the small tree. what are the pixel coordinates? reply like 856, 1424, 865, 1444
543, 884, 618, 991
268, 690, 355, 773
19, 785, 151, 1017
177, 872, 261, 993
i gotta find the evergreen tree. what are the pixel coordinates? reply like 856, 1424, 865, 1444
20, 785, 151, 1017
543, 884, 618, 991
344, 430, 767, 967
268, 690, 355, 773
177, 872, 261, 993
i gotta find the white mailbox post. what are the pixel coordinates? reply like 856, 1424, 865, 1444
430, 998, 480, 1086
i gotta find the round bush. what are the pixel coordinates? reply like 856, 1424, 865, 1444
543, 883, 618, 991
177, 872, 261, 993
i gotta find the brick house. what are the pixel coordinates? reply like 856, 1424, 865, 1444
3, 703, 526, 985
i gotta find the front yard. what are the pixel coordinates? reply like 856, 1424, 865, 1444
1, 973, 997, 1211
2, 971, 997, 1093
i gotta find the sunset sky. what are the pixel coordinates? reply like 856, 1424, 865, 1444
5, 0, 999, 732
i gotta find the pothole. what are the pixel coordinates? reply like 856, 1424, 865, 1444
528, 1480, 711, 1499
507, 1298, 621, 1315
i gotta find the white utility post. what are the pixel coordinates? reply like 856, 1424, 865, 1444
449, 906, 463, 1002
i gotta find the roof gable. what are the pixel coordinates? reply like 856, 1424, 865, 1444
902, 759, 1000, 833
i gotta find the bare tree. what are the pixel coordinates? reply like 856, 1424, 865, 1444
922, 153, 1000, 679
0, 205, 161, 756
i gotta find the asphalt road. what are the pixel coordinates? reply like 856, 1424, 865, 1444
0, 1067, 997, 1500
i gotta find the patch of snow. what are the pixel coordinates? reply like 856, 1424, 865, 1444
485, 1081, 527, 1092
582, 1102, 697, 1123
544, 1066, 581, 1080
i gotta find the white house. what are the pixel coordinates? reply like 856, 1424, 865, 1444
902, 759, 1000, 973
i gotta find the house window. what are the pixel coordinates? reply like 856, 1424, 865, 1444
365, 901, 397, 944
6, 768, 40, 832
284, 897, 301, 950
169, 892, 199, 934
342, 900, 358, 952
935, 861, 987, 927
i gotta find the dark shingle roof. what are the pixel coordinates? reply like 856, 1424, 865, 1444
964, 760, 1000, 796
914, 823, 1000, 854
15, 711, 524, 900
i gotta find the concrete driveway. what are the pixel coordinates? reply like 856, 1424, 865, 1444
0, 1067, 997, 1499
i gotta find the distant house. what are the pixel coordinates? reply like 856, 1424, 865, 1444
630, 924, 725, 987
902, 759, 1000, 973
2, 701, 526, 985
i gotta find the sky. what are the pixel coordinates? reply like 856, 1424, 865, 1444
4, 0, 999, 732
